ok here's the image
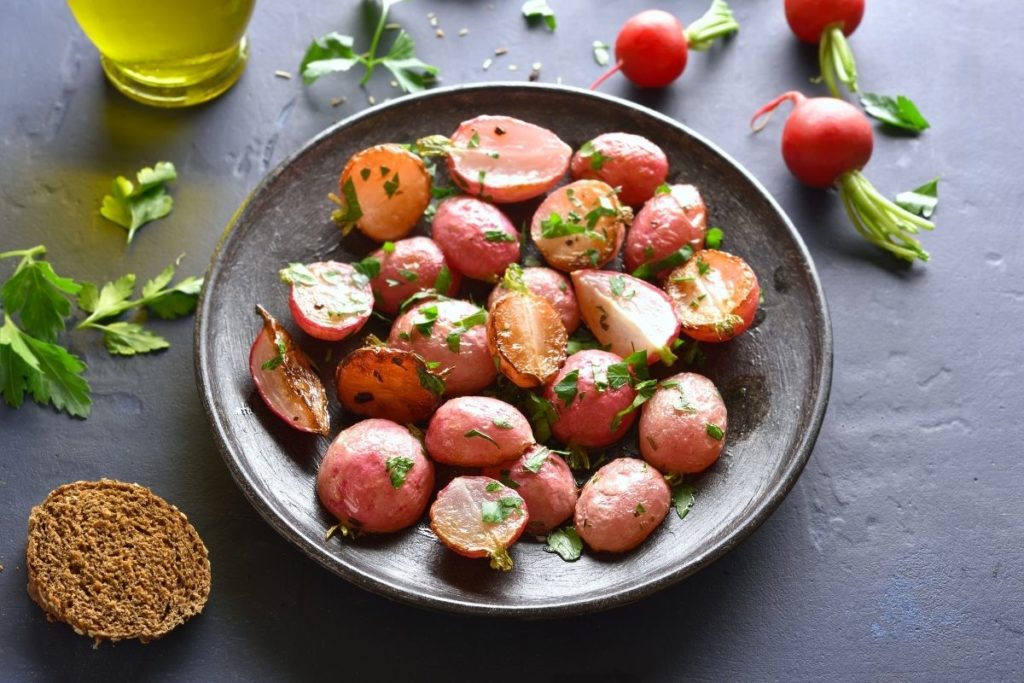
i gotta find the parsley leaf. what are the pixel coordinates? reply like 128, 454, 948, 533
521, 0, 556, 30
386, 456, 415, 489
412, 304, 439, 336
353, 256, 381, 280
566, 327, 605, 355
544, 526, 583, 561
706, 423, 725, 440
592, 41, 611, 66
0, 314, 91, 418
92, 322, 171, 356
895, 178, 939, 219
671, 482, 696, 520
299, 32, 360, 84
860, 93, 930, 132
577, 140, 609, 170
523, 447, 550, 473
492, 417, 514, 430
279, 263, 318, 287
483, 230, 517, 243
552, 369, 580, 406
416, 365, 445, 396
0, 252, 80, 342
655, 183, 672, 195
465, 428, 499, 447
100, 162, 177, 244
705, 227, 724, 249
380, 30, 439, 94
485, 481, 502, 492
482, 496, 524, 523
631, 246, 694, 280
330, 178, 363, 233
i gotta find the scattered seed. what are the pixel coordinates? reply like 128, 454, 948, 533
274, 70, 293, 80
390, 80, 399, 88
529, 62, 542, 81
436, 28, 445, 38
429, 16, 439, 27
427, 11, 436, 18
330, 96, 346, 107
482, 58, 494, 70
508, 64, 518, 71
494, 47, 508, 56
458, 28, 469, 36
385, 22, 401, 30
556, 76, 563, 85
368, 95, 377, 105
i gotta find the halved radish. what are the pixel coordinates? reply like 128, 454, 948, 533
571, 270, 680, 364
281, 261, 373, 341
429, 476, 529, 571
530, 180, 630, 272
445, 115, 572, 203
624, 184, 707, 278
333, 144, 431, 242
335, 344, 444, 423
664, 249, 760, 343
487, 290, 568, 388
249, 305, 330, 435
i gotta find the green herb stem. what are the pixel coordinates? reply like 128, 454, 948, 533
818, 24, 858, 98
684, 0, 740, 51
0, 245, 46, 266
837, 171, 933, 262
359, 2, 392, 85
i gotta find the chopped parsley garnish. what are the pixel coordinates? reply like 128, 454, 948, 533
696, 258, 711, 277
705, 227, 724, 249
483, 230, 517, 243
485, 481, 502, 492
492, 417, 514, 430
397, 268, 418, 282
434, 265, 452, 295
578, 140, 608, 170
465, 428, 499, 447
654, 183, 672, 195
859, 93, 930, 133
895, 178, 939, 219
521, 0, 556, 31
353, 255, 380, 280
539, 212, 605, 242
468, 131, 481, 148
592, 41, 610, 66
330, 177, 363, 231
260, 339, 287, 371
544, 527, 583, 561
706, 423, 724, 440
634, 502, 646, 516
279, 262, 318, 287
552, 369, 580, 406
523, 447, 550, 473
481, 496, 523, 523
413, 304, 439, 336
385, 456, 415, 489
444, 307, 486, 353
382, 241, 396, 254
416, 365, 445, 396
671, 482, 696, 520
383, 173, 400, 199
360, 168, 371, 181
631, 246, 694, 280
585, 249, 600, 267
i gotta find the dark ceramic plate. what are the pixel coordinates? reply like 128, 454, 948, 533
195, 83, 832, 617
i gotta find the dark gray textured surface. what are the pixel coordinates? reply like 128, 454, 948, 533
1, 0, 1021, 680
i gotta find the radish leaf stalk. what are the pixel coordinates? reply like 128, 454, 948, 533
817, 24, 858, 97
684, 0, 739, 51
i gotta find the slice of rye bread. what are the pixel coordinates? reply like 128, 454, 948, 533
26, 479, 211, 644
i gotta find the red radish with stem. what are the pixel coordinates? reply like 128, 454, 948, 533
751, 91, 935, 262
590, 0, 739, 90
784, 0, 865, 97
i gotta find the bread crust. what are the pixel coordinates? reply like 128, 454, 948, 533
26, 479, 211, 644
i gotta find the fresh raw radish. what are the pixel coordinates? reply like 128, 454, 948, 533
590, 0, 739, 90
280, 261, 373, 341
249, 305, 330, 435
487, 267, 568, 388
784, 0, 864, 97
571, 270, 680, 365
429, 476, 529, 571
751, 91, 935, 261
417, 116, 572, 203
331, 144, 432, 242
665, 249, 760, 343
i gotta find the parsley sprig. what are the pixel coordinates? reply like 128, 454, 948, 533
300, 0, 439, 93
100, 162, 177, 244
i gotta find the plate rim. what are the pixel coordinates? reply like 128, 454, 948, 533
194, 81, 833, 618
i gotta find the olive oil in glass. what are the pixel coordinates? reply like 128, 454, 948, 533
67, 0, 256, 107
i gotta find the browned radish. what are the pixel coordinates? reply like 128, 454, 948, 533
487, 266, 580, 334
530, 180, 630, 272
571, 270, 680, 365
487, 279, 568, 388
249, 305, 330, 435
332, 144, 431, 242
664, 249, 760, 343
429, 476, 529, 571
445, 115, 572, 203
334, 343, 444, 423
280, 261, 373, 342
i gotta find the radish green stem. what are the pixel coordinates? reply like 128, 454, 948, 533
837, 171, 933, 262
818, 25, 858, 98
685, 0, 740, 51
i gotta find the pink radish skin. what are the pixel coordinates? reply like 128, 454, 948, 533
389, 299, 496, 395
286, 261, 373, 342
425, 396, 533, 467
481, 445, 579, 535
571, 270, 681, 364
640, 372, 727, 474
785, 0, 864, 43
249, 306, 330, 435
368, 237, 461, 315
545, 350, 638, 449
446, 116, 572, 203
429, 476, 529, 571
432, 197, 520, 282
624, 185, 707, 277
575, 458, 671, 553
488, 267, 580, 334
570, 133, 669, 206
317, 419, 435, 534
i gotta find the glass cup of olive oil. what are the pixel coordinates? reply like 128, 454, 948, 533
67, 0, 256, 107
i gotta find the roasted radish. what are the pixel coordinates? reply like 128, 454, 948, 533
574, 458, 670, 553
332, 144, 431, 242
429, 476, 529, 570
530, 180, 630, 272
571, 270, 680, 364
640, 372, 727, 474
432, 196, 520, 282
365, 237, 461, 315
664, 249, 760, 343
317, 419, 435, 534
279, 261, 373, 342
334, 343, 444, 423
249, 305, 330, 435
425, 396, 534, 467
624, 184, 707, 279
545, 350, 639, 449
481, 445, 579, 535
487, 266, 580, 334
487, 271, 568, 388
570, 133, 669, 206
